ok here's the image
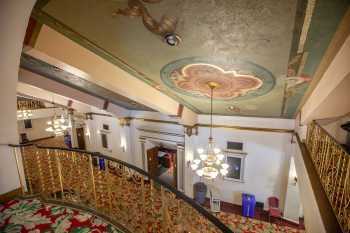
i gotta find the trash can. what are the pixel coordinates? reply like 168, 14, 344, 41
242, 193, 256, 218
193, 182, 207, 204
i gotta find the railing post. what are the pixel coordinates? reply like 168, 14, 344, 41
13, 147, 24, 195
141, 176, 146, 233
20, 146, 33, 195
47, 149, 56, 199
105, 159, 113, 214
36, 149, 45, 194
161, 186, 169, 232
88, 154, 98, 208
55, 149, 64, 200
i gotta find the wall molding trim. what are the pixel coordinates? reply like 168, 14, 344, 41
137, 128, 184, 138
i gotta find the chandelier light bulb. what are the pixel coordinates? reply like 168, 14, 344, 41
199, 154, 208, 161
197, 148, 204, 154
193, 159, 201, 165
196, 169, 204, 177
191, 164, 199, 170
213, 148, 221, 154
222, 163, 229, 170
46, 127, 54, 132
217, 154, 225, 160
216, 160, 221, 165
220, 169, 228, 176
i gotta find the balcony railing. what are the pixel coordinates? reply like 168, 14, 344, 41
306, 121, 350, 233
9, 144, 233, 233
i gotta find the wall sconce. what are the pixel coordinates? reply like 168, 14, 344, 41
120, 136, 127, 152
293, 176, 298, 185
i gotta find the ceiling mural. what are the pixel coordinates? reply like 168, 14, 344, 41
30, 0, 348, 118
161, 57, 274, 101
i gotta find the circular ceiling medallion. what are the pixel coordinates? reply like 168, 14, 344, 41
160, 57, 275, 101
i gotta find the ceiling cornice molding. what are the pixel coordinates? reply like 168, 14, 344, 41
126, 117, 294, 134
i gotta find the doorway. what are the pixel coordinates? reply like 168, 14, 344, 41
147, 146, 177, 188
76, 127, 86, 150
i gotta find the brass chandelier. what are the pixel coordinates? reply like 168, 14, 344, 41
45, 111, 71, 136
191, 82, 229, 179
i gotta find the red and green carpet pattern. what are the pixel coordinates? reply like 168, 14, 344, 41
0, 198, 305, 233
0, 199, 124, 233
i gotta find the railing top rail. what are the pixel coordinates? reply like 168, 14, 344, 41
8, 143, 34, 147
17, 144, 233, 233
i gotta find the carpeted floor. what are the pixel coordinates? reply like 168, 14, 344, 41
0, 199, 124, 233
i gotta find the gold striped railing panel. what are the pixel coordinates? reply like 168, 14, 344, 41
17, 145, 231, 233
306, 121, 350, 233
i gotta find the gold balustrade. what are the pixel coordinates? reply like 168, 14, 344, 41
306, 121, 350, 233
11, 144, 233, 233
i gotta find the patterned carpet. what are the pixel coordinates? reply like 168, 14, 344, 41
215, 212, 304, 233
0, 199, 124, 233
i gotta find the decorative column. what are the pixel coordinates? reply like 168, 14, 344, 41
176, 143, 185, 192
139, 137, 147, 171
0, 0, 36, 194
68, 108, 78, 148
118, 117, 132, 163
183, 125, 198, 197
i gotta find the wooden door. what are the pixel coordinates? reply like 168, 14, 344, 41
76, 127, 86, 150
147, 147, 159, 177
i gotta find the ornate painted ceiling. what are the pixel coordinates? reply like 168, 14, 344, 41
30, 0, 348, 118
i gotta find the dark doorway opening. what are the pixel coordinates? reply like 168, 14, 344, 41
76, 127, 86, 150
147, 146, 177, 188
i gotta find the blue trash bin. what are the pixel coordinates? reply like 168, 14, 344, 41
242, 193, 256, 218
193, 182, 207, 204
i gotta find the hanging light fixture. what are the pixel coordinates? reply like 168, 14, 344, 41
17, 109, 33, 120
46, 111, 71, 136
191, 82, 229, 179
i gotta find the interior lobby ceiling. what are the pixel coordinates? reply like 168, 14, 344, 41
30, 0, 348, 118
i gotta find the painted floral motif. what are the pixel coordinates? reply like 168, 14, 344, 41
0, 199, 124, 233
169, 63, 263, 100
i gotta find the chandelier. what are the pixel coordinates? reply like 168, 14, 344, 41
17, 110, 33, 120
46, 114, 71, 136
191, 82, 229, 179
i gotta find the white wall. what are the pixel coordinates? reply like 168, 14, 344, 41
293, 141, 326, 233
17, 117, 55, 141
85, 114, 131, 163
191, 126, 292, 210
283, 157, 302, 223
0, 0, 36, 194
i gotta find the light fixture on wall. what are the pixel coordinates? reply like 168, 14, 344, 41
191, 82, 229, 179
46, 112, 71, 136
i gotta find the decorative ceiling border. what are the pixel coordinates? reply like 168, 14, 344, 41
31, 4, 201, 114
126, 117, 294, 134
